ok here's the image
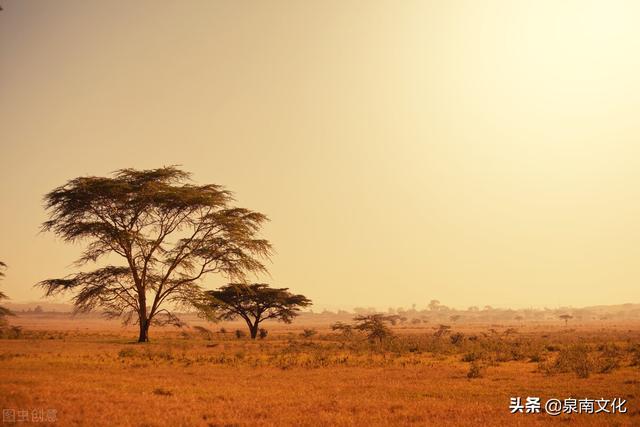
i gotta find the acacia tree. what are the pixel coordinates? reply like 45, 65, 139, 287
0, 262, 12, 323
559, 314, 573, 327
204, 283, 311, 339
38, 167, 272, 342
353, 314, 398, 343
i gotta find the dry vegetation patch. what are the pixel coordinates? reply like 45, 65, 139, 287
1, 322, 639, 426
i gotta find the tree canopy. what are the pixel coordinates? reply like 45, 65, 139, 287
204, 283, 311, 339
38, 166, 272, 342
353, 313, 398, 343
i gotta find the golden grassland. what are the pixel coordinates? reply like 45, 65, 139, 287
1, 316, 639, 426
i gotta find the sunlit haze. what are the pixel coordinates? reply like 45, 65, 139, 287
2, 0, 640, 310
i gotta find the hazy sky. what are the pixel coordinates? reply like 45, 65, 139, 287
2, 0, 640, 310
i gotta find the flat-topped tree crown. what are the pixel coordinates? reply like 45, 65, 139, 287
38, 166, 272, 342
204, 283, 312, 339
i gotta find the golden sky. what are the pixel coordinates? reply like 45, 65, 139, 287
2, 0, 640, 310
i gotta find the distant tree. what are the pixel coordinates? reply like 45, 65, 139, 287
353, 314, 398, 343
37, 167, 271, 342
428, 300, 441, 311
0, 262, 13, 323
450, 314, 461, 323
331, 321, 354, 338
559, 314, 573, 326
467, 306, 479, 312
33, 305, 44, 314
203, 283, 312, 339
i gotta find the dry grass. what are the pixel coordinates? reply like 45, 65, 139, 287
1, 318, 639, 426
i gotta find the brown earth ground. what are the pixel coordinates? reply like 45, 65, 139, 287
1, 314, 639, 426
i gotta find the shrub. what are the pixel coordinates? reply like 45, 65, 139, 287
153, 388, 173, 396
467, 362, 483, 378
193, 326, 213, 340
331, 322, 354, 338
450, 332, 465, 345
462, 351, 482, 362
301, 329, 317, 339
118, 348, 138, 358
0, 326, 23, 339
259, 328, 268, 339
433, 325, 451, 338
595, 344, 622, 373
235, 329, 246, 339
545, 344, 593, 378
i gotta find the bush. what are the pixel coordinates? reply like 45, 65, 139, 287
301, 329, 317, 339
259, 328, 268, 339
0, 326, 23, 339
467, 362, 483, 378
450, 332, 465, 345
542, 344, 593, 378
235, 329, 246, 339
462, 351, 482, 362
595, 344, 621, 373
153, 388, 173, 396
118, 348, 138, 358
192, 326, 213, 340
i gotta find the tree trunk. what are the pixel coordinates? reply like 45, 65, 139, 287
138, 285, 148, 342
138, 318, 150, 342
250, 323, 258, 339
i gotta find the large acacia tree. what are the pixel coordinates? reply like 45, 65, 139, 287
204, 283, 311, 339
38, 167, 272, 342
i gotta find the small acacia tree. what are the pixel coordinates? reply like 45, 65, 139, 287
353, 314, 398, 343
0, 262, 13, 324
204, 283, 311, 339
38, 167, 272, 342
559, 314, 573, 327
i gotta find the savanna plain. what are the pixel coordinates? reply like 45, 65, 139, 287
1, 312, 639, 426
